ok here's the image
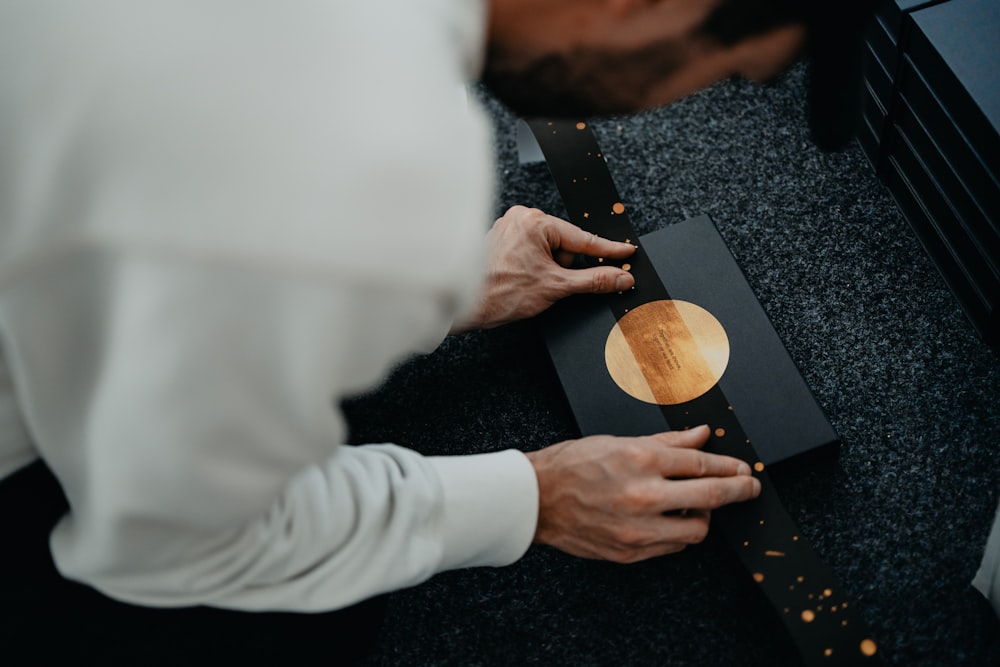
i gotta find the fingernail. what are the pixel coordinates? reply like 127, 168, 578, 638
737, 462, 751, 476
615, 274, 634, 291
752, 478, 762, 496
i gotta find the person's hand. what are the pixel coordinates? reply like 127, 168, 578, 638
524, 425, 761, 563
450, 206, 636, 333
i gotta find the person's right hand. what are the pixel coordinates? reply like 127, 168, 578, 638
524, 425, 760, 563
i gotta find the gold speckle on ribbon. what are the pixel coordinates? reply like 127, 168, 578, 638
860, 639, 878, 657
715, 427, 726, 438
824, 588, 833, 597
622, 263, 631, 271
801, 610, 816, 623
824, 649, 833, 657
754, 462, 765, 472
765, 550, 785, 557
753, 573, 765, 583
612, 202, 625, 215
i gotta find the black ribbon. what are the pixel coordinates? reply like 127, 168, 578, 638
526, 118, 879, 666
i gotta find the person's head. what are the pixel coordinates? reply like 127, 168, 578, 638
482, 0, 877, 150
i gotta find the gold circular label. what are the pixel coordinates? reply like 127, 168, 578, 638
604, 300, 730, 405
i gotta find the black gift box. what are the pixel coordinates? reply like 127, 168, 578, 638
861, 0, 999, 345
541, 215, 839, 471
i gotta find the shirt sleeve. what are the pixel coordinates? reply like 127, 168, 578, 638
18, 251, 538, 612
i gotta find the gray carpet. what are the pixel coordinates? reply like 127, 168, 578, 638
344, 63, 1000, 666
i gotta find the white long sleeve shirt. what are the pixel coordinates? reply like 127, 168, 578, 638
0, 0, 539, 612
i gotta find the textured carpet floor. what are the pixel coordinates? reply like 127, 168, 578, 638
344, 63, 1000, 666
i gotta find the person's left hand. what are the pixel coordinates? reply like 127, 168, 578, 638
450, 206, 636, 333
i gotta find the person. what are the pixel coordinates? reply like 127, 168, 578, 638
0, 0, 876, 661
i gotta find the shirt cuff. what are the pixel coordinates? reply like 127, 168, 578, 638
429, 449, 539, 571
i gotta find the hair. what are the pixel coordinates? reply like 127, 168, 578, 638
697, 0, 806, 46
481, 39, 692, 119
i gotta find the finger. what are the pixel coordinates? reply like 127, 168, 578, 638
645, 427, 752, 478
658, 475, 761, 512
544, 216, 636, 259
612, 512, 713, 561
650, 425, 711, 450
661, 448, 753, 480
555, 265, 635, 295
659, 510, 712, 545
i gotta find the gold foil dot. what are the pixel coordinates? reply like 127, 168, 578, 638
753, 462, 765, 472
817, 605, 824, 611
598, 258, 604, 263
622, 263, 631, 271
860, 639, 877, 657
765, 550, 785, 557
728, 405, 733, 411
714, 428, 726, 438
612, 202, 625, 214
784, 608, 790, 614
824, 649, 833, 657
576, 122, 586, 130
759, 520, 765, 526
743, 541, 749, 547
842, 620, 849, 627
793, 535, 800, 541
797, 576, 805, 583
842, 602, 849, 609
753, 573, 764, 583
604, 300, 730, 406
808, 595, 815, 600
832, 606, 839, 613
801, 610, 816, 623
824, 588, 833, 597
583, 212, 590, 218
